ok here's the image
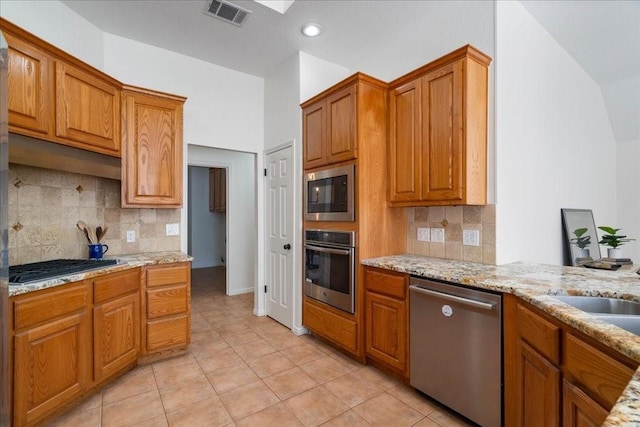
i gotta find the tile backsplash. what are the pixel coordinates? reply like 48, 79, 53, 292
406, 205, 496, 264
8, 164, 181, 266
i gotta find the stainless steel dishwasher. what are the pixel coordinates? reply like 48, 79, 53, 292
410, 277, 502, 427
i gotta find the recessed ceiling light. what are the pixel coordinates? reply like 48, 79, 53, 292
301, 23, 323, 37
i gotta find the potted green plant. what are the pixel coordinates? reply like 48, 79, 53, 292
570, 227, 592, 259
598, 226, 635, 258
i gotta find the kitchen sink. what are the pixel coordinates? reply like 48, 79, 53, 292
593, 315, 640, 335
553, 295, 640, 315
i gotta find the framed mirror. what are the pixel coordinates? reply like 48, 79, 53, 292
561, 209, 601, 266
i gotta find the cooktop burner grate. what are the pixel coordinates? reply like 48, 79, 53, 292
9, 259, 118, 284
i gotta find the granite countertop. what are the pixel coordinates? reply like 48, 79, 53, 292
361, 254, 640, 426
8, 251, 193, 297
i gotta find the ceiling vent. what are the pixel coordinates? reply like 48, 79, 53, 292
203, 0, 252, 27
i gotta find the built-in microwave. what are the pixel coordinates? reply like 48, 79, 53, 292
304, 164, 355, 222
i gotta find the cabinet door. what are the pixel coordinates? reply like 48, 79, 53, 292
93, 292, 140, 382
14, 312, 90, 426
303, 101, 326, 169
365, 292, 407, 374
563, 379, 609, 427
326, 84, 356, 165
55, 61, 120, 155
122, 90, 184, 207
389, 79, 422, 203
209, 168, 226, 213
515, 340, 560, 427
421, 61, 463, 202
5, 32, 53, 138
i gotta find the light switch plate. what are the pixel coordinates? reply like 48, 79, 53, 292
463, 229, 480, 246
417, 227, 430, 242
126, 230, 135, 243
431, 228, 445, 243
166, 223, 180, 236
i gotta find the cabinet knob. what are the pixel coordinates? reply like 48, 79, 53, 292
283, 244, 291, 250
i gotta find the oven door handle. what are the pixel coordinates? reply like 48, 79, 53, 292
304, 244, 352, 256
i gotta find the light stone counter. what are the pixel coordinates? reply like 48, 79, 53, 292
361, 254, 640, 426
8, 251, 193, 297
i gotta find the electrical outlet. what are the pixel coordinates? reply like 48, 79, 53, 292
463, 229, 480, 246
417, 227, 430, 242
126, 230, 135, 243
166, 223, 180, 236
431, 228, 445, 243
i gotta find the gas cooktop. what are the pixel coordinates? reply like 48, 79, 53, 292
9, 259, 119, 285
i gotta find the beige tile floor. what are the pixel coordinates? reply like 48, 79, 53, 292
50, 267, 474, 426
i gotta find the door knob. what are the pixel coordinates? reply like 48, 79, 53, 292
284, 244, 291, 250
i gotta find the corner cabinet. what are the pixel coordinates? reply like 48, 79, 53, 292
301, 77, 358, 169
364, 267, 408, 377
121, 86, 186, 208
504, 295, 637, 427
389, 45, 491, 206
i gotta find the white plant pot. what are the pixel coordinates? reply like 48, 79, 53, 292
607, 248, 623, 259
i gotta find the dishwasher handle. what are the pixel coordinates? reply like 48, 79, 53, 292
409, 285, 495, 311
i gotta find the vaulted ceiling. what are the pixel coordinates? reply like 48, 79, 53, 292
60, 0, 639, 142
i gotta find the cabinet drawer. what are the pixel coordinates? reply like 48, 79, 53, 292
516, 304, 560, 365
147, 285, 188, 319
147, 315, 189, 352
303, 300, 357, 352
14, 283, 88, 330
147, 264, 189, 288
93, 268, 140, 303
364, 268, 406, 299
564, 333, 635, 409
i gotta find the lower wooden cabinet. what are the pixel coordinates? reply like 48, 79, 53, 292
363, 267, 408, 377
505, 296, 638, 427
92, 269, 140, 382
563, 379, 609, 427
303, 298, 357, 354
12, 283, 91, 427
515, 340, 560, 427
142, 262, 191, 356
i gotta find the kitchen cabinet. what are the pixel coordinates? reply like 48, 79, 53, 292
12, 283, 91, 427
92, 269, 140, 383
504, 296, 637, 426
389, 45, 491, 206
209, 167, 226, 213
121, 86, 185, 208
364, 267, 408, 377
55, 61, 121, 156
2, 18, 121, 157
301, 76, 359, 170
301, 72, 406, 361
4, 30, 53, 140
142, 262, 191, 358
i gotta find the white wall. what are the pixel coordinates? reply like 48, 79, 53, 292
617, 140, 640, 262
187, 166, 226, 269
1, 0, 104, 68
495, 1, 617, 265
102, 34, 264, 154
188, 145, 256, 295
299, 52, 351, 103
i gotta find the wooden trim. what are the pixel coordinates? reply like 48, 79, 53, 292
300, 72, 387, 108
389, 44, 492, 88
122, 84, 187, 103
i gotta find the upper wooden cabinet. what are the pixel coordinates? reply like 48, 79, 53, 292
2, 18, 122, 157
209, 167, 226, 213
301, 75, 372, 170
389, 45, 491, 206
55, 61, 121, 155
121, 87, 185, 208
4, 31, 54, 139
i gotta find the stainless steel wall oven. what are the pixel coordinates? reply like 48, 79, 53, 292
304, 230, 355, 313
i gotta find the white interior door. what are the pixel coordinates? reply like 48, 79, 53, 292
265, 146, 294, 328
